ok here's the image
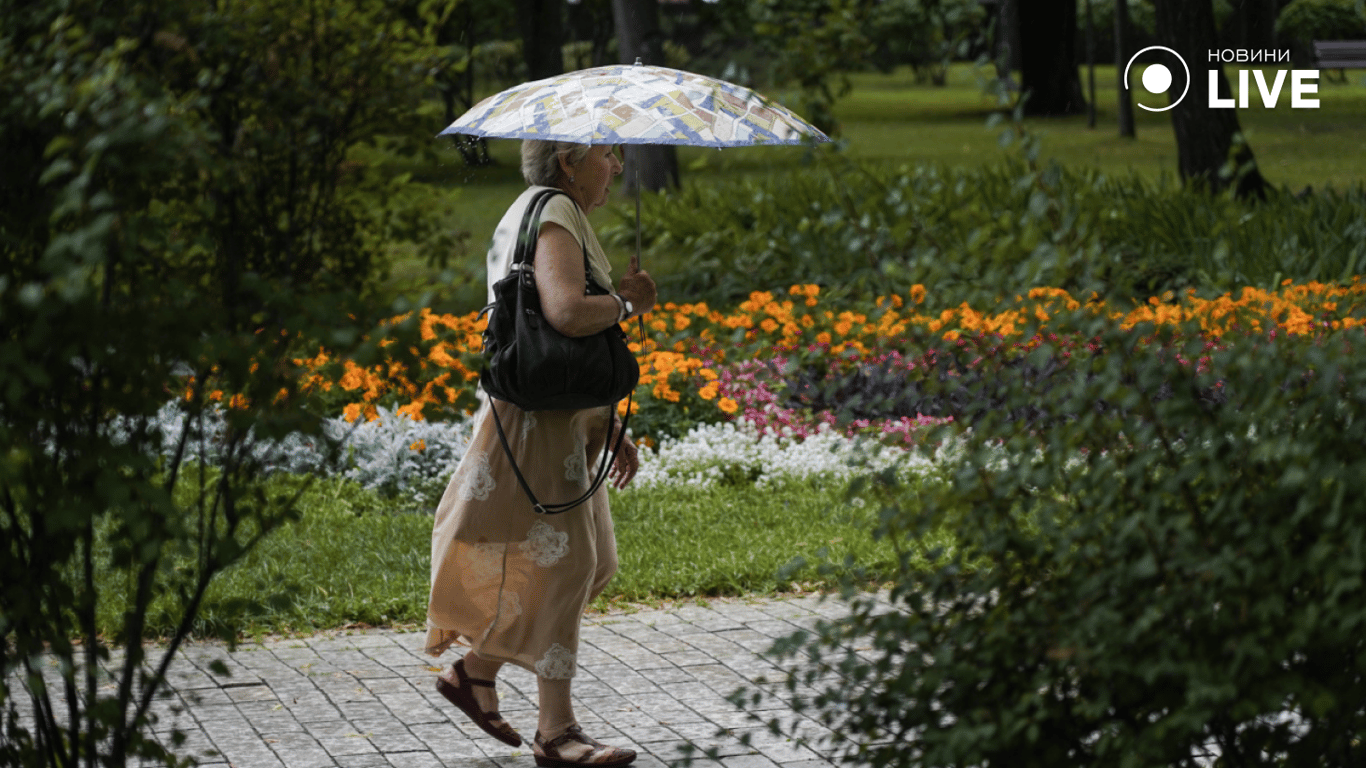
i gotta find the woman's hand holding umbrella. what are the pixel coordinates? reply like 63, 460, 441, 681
615, 252, 656, 321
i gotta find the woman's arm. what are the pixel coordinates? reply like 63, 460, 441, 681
533, 222, 655, 338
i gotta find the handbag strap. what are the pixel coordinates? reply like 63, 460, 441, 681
490, 395, 632, 515
511, 188, 562, 270
514, 188, 605, 296
489, 186, 636, 515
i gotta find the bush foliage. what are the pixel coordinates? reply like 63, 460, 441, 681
1277, 0, 1366, 46
0, 1, 432, 765
605, 155, 1366, 310
751, 316, 1366, 767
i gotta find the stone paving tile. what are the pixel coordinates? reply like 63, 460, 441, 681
12, 593, 893, 767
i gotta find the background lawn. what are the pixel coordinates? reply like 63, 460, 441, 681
367, 63, 1366, 313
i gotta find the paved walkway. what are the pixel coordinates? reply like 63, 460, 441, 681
130, 593, 885, 768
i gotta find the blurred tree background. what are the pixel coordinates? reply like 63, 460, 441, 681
3, 0, 1365, 765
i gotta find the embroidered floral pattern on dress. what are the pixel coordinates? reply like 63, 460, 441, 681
464, 540, 504, 583
534, 643, 577, 679
460, 451, 496, 501
520, 520, 569, 567
521, 412, 538, 441
563, 432, 589, 486
492, 589, 523, 632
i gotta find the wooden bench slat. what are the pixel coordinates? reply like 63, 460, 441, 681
1313, 40, 1366, 68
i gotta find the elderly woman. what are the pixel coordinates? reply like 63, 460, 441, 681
425, 140, 656, 768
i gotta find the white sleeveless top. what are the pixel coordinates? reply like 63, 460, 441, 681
485, 185, 614, 302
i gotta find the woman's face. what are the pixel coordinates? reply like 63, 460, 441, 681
563, 145, 623, 213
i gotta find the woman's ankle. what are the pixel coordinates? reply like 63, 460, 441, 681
462, 651, 502, 681
537, 717, 577, 742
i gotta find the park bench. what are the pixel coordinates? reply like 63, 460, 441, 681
1313, 40, 1366, 70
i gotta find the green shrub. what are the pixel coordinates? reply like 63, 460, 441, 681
747, 318, 1366, 767
1277, 0, 1366, 66
0, 1, 430, 765
1074, 0, 1159, 64
866, 0, 986, 84
606, 154, 1366, 308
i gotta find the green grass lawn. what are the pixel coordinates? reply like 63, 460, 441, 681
369, 63, 1366, 313
105, 474, 927, 639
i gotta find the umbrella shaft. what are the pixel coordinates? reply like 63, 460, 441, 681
634, 149, 642, 270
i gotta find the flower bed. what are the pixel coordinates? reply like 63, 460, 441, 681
289, 279, 1366, 446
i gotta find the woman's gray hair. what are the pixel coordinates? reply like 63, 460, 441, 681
521, 140, 592, 187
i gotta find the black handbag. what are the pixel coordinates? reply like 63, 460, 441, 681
478, 188, 640, 514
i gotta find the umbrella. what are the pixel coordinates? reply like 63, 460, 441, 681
440, 61, 831, 260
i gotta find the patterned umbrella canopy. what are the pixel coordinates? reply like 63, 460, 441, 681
440, 63, 829, 147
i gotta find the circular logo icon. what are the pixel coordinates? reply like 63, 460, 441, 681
1123, 46, 1190, 112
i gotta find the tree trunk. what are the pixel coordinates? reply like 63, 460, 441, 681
997, 0, 1022, 75
518, 0, 564, 81
1152, 0, 1268, 198
1085, 0, 1096, 127
1228, 0, 1279, 51
611, 0, 679, 193
1115, 0, 1136, 137
1018, 0, 1087, 115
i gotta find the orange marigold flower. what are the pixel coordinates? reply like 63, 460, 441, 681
760, 318, 779, 333
910, 285, 926, 305
429, 343, 457, 368
718, 397, 739, 414
410, 439, 427, 451
339, 364, 365, 391
396, 401, 426, 421
343, 403, 363, 422
699, 383, 719, 400
816, 332, 832, 345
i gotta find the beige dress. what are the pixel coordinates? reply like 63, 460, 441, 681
425, 187, 619, 680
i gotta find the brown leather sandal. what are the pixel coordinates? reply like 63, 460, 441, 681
435, 658, 523, 747
533, 724, 637, 768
